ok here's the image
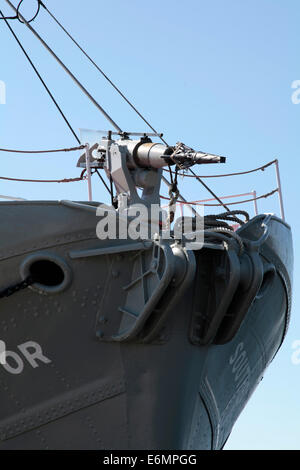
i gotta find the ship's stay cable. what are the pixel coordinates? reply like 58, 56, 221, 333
94, 169, 112, 196
1, 2, 113, 198
37, 1, 177, 193
188, 168, 230, 211
0, 9, 81, 144
38, 1, 168, 146
4, 0, 122, 133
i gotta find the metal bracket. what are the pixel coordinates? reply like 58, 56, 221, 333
97, 240, 174, 342
96, 239, 196, 343
108, 142, 162, 208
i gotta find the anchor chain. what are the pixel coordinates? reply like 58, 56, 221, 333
0, 276, 34, 299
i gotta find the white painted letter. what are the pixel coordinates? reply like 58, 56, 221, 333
0, 340, 6, 365
2, 351, 24, 374
18, 341, 51, 368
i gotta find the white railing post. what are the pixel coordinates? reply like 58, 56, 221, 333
85, 143, 93, 202
274, 159, 285, 221
252, 190, 258, 216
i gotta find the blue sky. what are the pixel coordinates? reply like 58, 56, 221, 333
0, 0, 299, 449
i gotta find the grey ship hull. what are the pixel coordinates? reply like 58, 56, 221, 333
0, 201, 293, 449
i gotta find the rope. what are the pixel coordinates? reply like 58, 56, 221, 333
165, 159, 276, 178
205, 210, 250, 227
175, 212, 246, 254
204, 218, 234, 230
0, 275, 34, 299
16, 0, 42, 24
204, 227, 244, 255
177, 211, 249, 233
0, 0, 41, 22
0, 172, 86, 183
0, 145, 85, 154
160, 188, 278, 206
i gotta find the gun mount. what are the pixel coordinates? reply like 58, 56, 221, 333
77, 134, 226, 209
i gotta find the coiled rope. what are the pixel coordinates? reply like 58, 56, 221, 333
205, 210, 249, 228
175, 211, 247, 254
204, 227, 245, 255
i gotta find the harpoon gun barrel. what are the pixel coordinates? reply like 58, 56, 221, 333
77, 138, 226, 171
125, 141, 226, 170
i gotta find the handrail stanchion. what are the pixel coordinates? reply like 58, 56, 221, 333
252, 190, 258, 216
85, 143, 93, 202
179, 202, 183, 218
274, 159, 285, 221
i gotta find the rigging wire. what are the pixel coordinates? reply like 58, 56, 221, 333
188, 168, 230, 211
94, 169, 112, 196
1, 3, 114, 199
0, 9, 81, 144
0, 173, 86, 183
0, 0, 20, 20
165, 159, 276, 179
16, 0, 41, 24
38, 0, 168, 146
109, 175, 116, 208
0, 0, 41, 22
0, 145, 84, 153
160, 188, 278, 207
4, 0, 122, 133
